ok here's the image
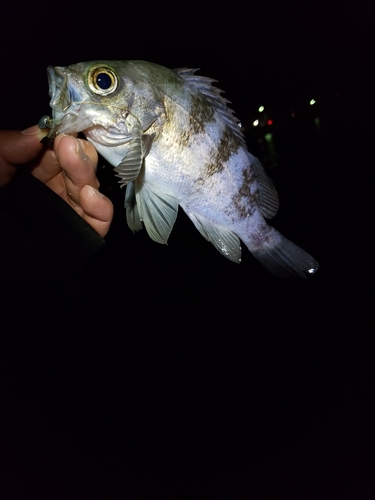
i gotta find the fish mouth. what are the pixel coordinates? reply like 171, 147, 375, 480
47, 66, 71, 127
45, 66, 92, 136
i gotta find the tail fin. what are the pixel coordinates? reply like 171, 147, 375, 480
251, 231, 319, 279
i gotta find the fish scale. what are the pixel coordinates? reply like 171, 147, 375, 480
42, 59, 318, 278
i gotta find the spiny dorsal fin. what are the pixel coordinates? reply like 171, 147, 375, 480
174, 67, 246, 147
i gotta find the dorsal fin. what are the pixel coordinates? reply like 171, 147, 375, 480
174, 68, 246, 147
252, 158, 280, 219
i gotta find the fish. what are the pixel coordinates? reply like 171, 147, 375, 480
42, 60, 318, 278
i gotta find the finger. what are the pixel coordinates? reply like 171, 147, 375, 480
55, 134, 98, 172
54, 135, 99, 206
33, 134, 97, 189
79, 185, 114, 237
0, 126, 48, 165
32, 132, 82, 184
31, 146, 61, 184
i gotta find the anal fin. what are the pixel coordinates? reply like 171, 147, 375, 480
187, 212, 242, 263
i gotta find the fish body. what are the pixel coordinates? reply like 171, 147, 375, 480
44, 60, 318, 277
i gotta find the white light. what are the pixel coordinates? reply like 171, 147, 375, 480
258, 106, 264, 112
253, 120, 259, 126
310, 99, 316, 105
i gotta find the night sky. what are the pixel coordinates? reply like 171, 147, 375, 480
1, 3, 374, 499
1, 2, 369, 128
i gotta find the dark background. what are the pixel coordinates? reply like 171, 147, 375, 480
1, 2, 374, 498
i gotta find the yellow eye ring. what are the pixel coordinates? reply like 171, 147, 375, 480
88, 66, 118, 96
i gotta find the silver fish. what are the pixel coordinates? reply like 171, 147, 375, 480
43, 60, 318, 278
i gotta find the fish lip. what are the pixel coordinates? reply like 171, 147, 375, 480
85, 124, 133, 146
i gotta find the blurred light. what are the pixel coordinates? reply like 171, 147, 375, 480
310, 99, 316, 105
253, 120, 259, 126
258, 106, 264, 112
267, 119, 273, 125
265, 133, 273, 143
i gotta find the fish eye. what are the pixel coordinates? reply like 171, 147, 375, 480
88, 66, 118, 96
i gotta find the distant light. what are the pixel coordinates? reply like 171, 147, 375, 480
265, 133, 273, 143
310, 99, 316, 106
267, 119, 273, 125
237, 122, 242, 128
258, 106, 264, 112
253, 120, 259, 127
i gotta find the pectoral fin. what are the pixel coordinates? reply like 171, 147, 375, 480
113, 120, 155, 187
114, 135, 143, 187
142, 132, 155, 158
187, 212, 242, 263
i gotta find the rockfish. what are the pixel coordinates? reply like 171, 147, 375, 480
42, 60, 318, 278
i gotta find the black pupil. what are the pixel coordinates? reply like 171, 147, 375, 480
96, 72, 112, 90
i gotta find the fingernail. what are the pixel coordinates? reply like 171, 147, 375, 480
21, 125, 47, 138
89, 186, 104, 198
75, 138, 88, 161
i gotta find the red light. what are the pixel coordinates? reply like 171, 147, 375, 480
267, 119, 273, 125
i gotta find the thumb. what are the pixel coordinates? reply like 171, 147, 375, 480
0, 126, 48, 165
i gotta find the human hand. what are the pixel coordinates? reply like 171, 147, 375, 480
0, 125, 113, 237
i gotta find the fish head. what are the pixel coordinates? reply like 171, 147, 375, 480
44, 61, 163, 147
